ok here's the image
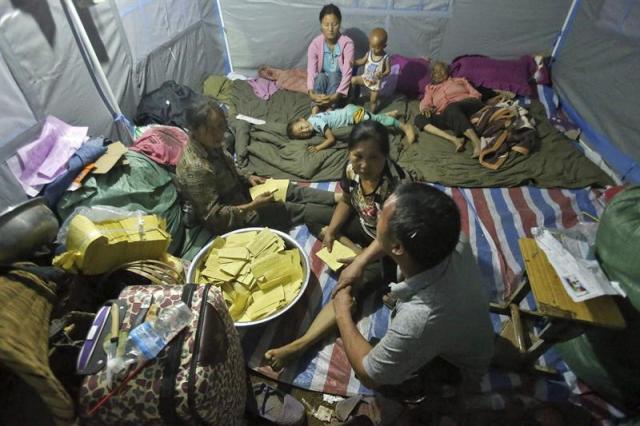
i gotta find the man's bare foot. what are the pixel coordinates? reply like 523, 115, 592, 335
384, 109, 399, 118
264, 342, 304, 371
454, 138, 465, 153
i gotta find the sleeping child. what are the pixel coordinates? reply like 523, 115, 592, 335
351, 27, 390, 113
286, 103, 416, 152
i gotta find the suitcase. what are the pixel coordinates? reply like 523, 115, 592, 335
78, 284, 246, 425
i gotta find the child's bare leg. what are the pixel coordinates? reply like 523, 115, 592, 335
463, 128, 482, 158
264, 302, 338, 370
424, 124, 465, 152
351, 75, 364, 86
399, 122, 416, 144
369, 90, 379, 113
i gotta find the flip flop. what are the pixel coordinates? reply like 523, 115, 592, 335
250, 382, 305, 425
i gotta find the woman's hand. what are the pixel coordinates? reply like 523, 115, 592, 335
252, 192, 275, 207
322, 230, 336, 252
332, 258, 365, 298
248, 175, 266, 186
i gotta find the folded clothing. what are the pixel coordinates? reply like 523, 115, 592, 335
130, 125, 188, 166
42, 137, 107, 206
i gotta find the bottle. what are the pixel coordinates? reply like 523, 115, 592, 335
127, 301, 192, 361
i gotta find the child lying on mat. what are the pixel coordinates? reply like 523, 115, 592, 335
287, 104, 416, 152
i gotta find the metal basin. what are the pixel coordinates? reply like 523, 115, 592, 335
187, 227, 311, 327
0, 197, 59, 263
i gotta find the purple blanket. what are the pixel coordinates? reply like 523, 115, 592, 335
450, 55, 536, 96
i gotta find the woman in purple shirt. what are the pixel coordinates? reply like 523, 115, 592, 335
307, 4, 354, 114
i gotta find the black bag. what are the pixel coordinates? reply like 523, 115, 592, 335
134, 81, 211, 129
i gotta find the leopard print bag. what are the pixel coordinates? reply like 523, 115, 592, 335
78, 284, 246, 425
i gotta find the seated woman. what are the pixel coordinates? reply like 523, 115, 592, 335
265, 120, 412, 369
176, 99, 338, 234
414, 61, 485, 158
307, 4, 354, 114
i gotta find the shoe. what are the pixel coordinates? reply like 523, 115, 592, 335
250, 382, 305, 425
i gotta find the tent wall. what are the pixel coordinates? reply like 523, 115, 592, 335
0, 0, 227, 209
439, 0, 572, 61
0, 1, 115, 208
91, 0, 227, 118
553, 0, 640, 181
221, 0, 571, 71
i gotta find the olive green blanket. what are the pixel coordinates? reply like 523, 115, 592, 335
224, 79, 612, 187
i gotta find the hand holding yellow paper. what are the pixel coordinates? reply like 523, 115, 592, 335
316, 240, 358, 271
249, 179, 289, 202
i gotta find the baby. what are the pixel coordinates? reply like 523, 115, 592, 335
287, 103, 415, 152
351, 27, 390, 113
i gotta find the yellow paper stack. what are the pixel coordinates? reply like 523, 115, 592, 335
195, 229, 304, 322
53, 214, 171, 275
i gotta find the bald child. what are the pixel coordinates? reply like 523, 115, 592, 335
352, 28, 390, 113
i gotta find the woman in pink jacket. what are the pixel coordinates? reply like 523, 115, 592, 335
307, 4, 354, 114
415, 61, 485, 158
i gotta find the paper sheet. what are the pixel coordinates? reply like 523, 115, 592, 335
249, 179, 289, 203
533, 227, 621, 302
316, 240, 358, 271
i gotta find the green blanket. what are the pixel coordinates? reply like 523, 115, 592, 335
230, 81, 406, 181
397, 100, 613, 188
56, 151, 212, 260
228, 79, 611, 187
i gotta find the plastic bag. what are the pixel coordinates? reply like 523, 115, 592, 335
56, 205, 147, 247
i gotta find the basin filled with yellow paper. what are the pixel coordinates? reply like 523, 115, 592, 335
187, 227, 310, 327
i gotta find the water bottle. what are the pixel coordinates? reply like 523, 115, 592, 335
127, 301, 193, 361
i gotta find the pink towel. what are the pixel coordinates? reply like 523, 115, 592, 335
258, 66, 308, 94
131, 125, 188, 166
247, 77, 279, 100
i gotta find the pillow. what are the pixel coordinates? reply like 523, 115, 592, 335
450, 55, 536, 96
389, 54, 431, 98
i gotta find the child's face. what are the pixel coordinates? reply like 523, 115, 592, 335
369, 35, 386, 56
291, 118, 314, 139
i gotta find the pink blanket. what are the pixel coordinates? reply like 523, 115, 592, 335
258, 66, 308, 94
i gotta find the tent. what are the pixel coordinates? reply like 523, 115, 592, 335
1, 0, 638, 208
0, 0, 638, 421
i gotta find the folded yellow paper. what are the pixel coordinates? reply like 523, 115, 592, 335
196, 228, 304, 322
316, 240, 358, 271
249, 179, 289, 202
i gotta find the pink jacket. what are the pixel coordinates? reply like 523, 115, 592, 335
306, 34, 354, 96
420, 77, 482, 114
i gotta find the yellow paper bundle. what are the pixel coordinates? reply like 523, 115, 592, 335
196, 229, 304, 322
53, 214, 171, 275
